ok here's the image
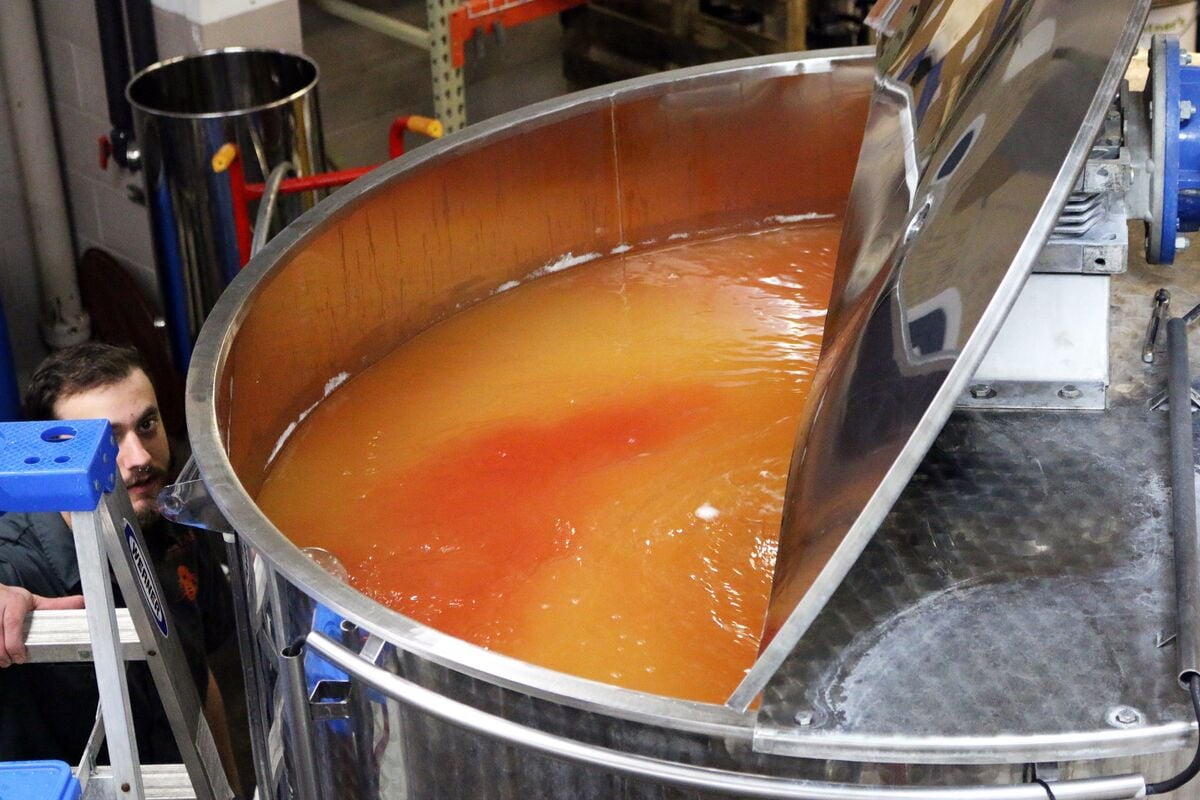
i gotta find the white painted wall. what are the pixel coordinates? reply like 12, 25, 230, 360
153, 0, 292, 26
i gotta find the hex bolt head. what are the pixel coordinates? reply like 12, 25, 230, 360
969, 384, 997, 400
1182, 100, 1197, 122
795, 710, 814, 727
1177, 236, 1191, 251
1058, 384, 1082, 400
1106, 705, 1144, 727
1184, 53, 1194, 66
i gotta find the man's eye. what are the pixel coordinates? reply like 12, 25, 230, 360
139, 417, 158, 433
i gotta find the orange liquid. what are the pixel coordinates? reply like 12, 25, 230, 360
257, 222, 837, 703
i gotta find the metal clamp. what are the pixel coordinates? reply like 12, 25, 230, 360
305, 631, 1148, 800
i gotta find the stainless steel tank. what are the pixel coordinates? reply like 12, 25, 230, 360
184, 45, 1196, 800
128, 48, 325, 372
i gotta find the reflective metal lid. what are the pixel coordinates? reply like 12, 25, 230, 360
729, 0, 1152, 710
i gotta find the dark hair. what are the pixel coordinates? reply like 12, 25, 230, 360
23, 343, 151, 421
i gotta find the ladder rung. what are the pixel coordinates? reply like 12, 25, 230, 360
83, 765, 196, 800
25, 609, 144, 663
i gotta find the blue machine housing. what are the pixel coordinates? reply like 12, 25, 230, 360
1151, 35, 1200, 263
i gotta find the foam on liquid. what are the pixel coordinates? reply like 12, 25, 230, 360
257, 221, 837, 703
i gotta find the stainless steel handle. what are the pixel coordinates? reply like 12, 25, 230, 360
305, 632, 1147, 800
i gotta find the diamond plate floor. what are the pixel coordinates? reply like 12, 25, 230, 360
757, 228, 1200, 763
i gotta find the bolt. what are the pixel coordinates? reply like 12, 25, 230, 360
795, 710, 814, 727
1184, 53, 1194, 66
121, 783, 131, 793
1058, 384, 1082, 400
1177, 235, 1191, 251
969, 384, 997, 400
1182, 100, 1197, 121
1107, 705, 1144, 728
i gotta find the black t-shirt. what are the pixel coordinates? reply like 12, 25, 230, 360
0, 511, 233, 763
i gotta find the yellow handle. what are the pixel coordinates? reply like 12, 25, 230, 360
211, 143, 238, 173
407, 116, 444, 139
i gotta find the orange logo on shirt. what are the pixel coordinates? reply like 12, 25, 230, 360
177, 565, 198, 602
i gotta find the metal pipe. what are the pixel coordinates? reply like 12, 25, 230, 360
94, 0, 139, 169
279, 639, 322, 800
1168, 316, 1200, 684
311, 0, 433, 50
223, 535, 278, 800
148, 179, 195, 370
338, 620, 380, 800
251, 162, 294, 259
245, 166, 374, 199
0, 0, 91, 349
306, 631, 1147, 800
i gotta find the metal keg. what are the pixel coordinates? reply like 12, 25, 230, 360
128, 48, 324, 370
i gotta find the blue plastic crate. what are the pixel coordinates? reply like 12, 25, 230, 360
0, 420, 117, 513
0, 760, 80, 800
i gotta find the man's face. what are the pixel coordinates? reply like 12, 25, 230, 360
53, 369, 171, 525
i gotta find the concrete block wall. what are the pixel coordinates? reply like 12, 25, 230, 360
0, 0, 302, 382
38, 0, 157, 293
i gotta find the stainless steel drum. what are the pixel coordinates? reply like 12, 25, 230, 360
128, 48, 325, 372
183, 35, 1198, 800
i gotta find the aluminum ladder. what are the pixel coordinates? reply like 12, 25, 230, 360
1, 419, 235, 800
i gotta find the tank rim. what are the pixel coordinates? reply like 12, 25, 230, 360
126, 46, 320, 121
185, 46, 871, 741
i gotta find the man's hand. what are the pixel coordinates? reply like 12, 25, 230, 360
0, 586, 85, 667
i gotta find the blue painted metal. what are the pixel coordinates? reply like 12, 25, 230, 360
1159, 36, 1182, 263
204, 119, 243, 287
149, 177, 194, 371
0, 420, 117, 512
1152, 36, 1200, 262
0, 760, 80, 800
1177, 49, 1200, 233
0, 296, 21, 422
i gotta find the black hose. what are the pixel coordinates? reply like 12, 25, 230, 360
1146, 674, 1200, 795
123, 0, 158, 72
93, 0, 132, 133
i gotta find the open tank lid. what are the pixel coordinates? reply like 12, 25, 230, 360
729, 0, 1152, 710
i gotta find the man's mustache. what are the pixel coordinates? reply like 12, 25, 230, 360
125, 467, 166, 489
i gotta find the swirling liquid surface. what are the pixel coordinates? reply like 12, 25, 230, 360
258, 221, 837, 703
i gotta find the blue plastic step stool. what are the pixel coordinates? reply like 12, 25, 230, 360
0, 761, 80, 800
